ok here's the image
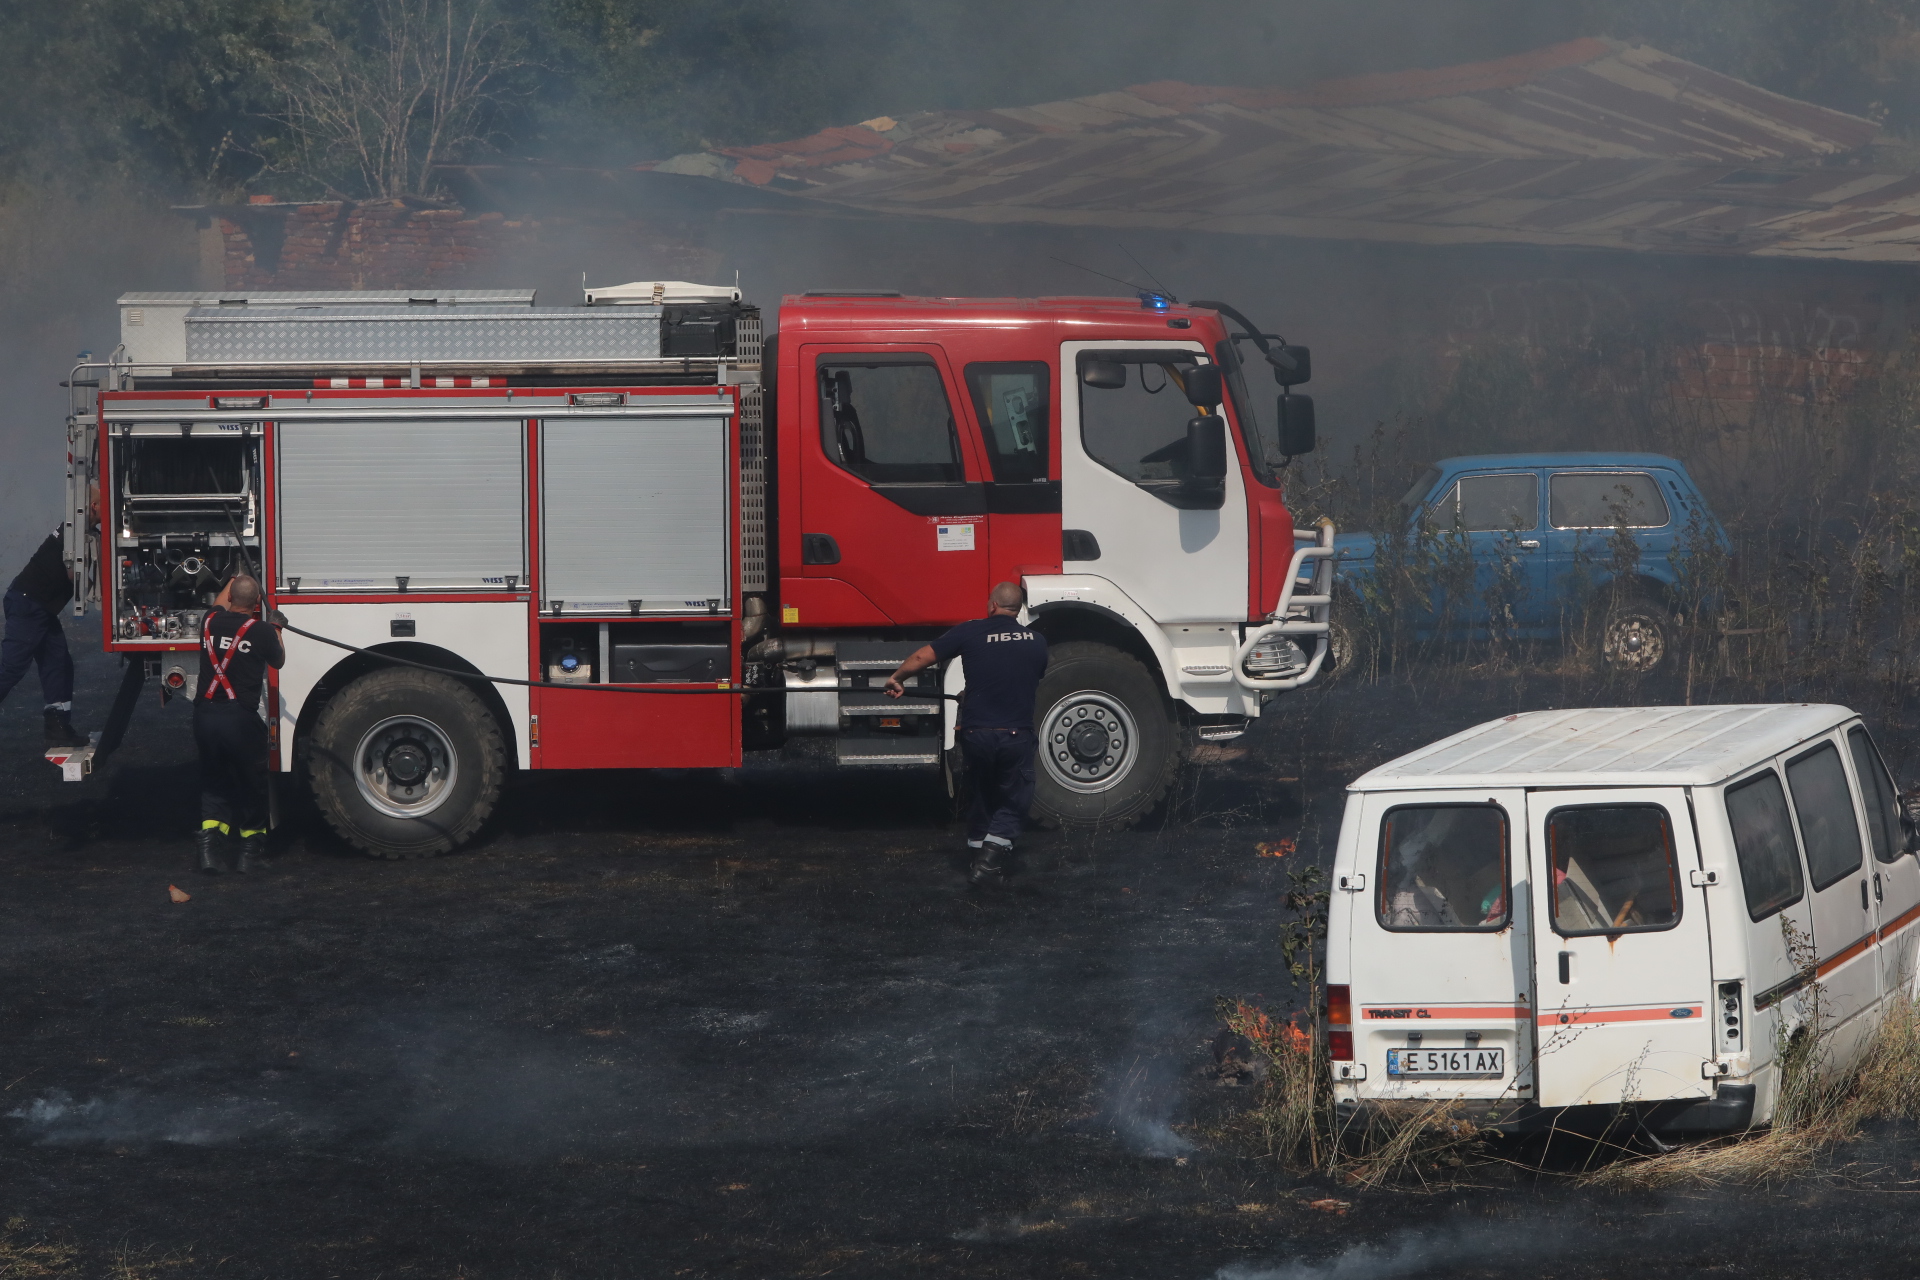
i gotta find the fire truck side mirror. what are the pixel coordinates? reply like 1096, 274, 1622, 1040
1181, 365, 1222, 407
1186, 414, 1228, 483
1082, 360, 1126, 390
1274, 345, 1311, 387
1278, 393, 1316, 457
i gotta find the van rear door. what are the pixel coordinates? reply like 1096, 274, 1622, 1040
1528, 788, 1715, 1109
1346, 788, 1534, 1102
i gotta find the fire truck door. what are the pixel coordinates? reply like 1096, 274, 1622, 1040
1060, 342, 1248, 624
799, 348, 990, 624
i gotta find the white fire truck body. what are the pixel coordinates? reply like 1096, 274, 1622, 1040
58, 287, 1332, 855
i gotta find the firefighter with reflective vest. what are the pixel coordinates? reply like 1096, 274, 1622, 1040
194, 575, 284, 874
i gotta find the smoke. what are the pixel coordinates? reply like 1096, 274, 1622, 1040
9, 1089, 322, 1147
1102, 1056, 1196, 1158
1216, 1225, 1547, 1280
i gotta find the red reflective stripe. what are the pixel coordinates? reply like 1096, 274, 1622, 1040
1361, 1005, 1529, 1020
1536, 1004, 1703, 1028
202, 616, 257, 701
1876, 899, 1920, 945
1813, 930, 1876, 979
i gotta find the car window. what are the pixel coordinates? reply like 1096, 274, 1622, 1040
1848, 726, 1906, 864
1726, 769, 1805, 920
1787, 741, 1865, 891
1078, 350, 1211, 486
817, 359, 964, 484
1546, 805, 1681, 935
1423, 473, 1538, 533
1376, 804, 1508, 931
1549, 472, 1671, 528
965, 362, 1049, 484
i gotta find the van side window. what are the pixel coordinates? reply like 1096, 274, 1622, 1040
1847, 726, 1905, 864
1546, 805, 1681, 935
1375, 804, 1508, 932
1548, 472, 1670, 528
1725, 770, 1805, 920
1786, 742, 1864, 891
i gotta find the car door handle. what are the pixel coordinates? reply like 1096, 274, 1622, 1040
1518, 539, 1540, 549
1862, 879, 1871, 911
1558, 951, 1572, 984
1875, 872, 1884, 903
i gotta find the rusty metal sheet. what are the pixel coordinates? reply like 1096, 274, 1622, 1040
646, 37, 1920, 261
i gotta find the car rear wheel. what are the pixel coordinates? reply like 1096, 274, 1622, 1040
1601, 597, 1671, 674
308, 667, 506, 858
1030, 641, 1181, 831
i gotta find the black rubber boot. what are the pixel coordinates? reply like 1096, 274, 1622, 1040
196, 827, 226, 876
43, 709, 88, 748
235, 832, 265, 874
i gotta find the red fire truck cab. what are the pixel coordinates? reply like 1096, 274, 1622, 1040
59, 285, 1332, 856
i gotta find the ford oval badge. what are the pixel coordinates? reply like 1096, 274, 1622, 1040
1670, 1007, 1694, 1018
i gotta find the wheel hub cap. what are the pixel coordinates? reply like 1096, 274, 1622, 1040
1041, 692, 1139, 795
355, 715, 460, 818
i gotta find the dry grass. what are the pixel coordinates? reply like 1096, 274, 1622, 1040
1333, 1098, 1485, 1190
1584, 991, 1920, 1189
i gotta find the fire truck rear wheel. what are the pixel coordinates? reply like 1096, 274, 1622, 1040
1031, 642, 1181, 831
308, 668, 506, 859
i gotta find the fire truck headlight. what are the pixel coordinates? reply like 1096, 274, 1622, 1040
1243, 634, 1307, 678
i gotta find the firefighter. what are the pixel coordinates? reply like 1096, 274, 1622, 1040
0, 528, 89, 748
193, 574, 284, 875
886, 581, 1048, 886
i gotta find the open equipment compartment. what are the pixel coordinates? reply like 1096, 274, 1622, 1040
108, 423, 263, 643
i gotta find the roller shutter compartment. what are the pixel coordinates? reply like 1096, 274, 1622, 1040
540, 415, 729, 614
276, 419, 526, 592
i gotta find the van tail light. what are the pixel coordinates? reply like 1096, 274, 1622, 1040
1327, 983, 1352, 1060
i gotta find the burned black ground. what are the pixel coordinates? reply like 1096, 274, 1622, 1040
7, 639, 1920, 1278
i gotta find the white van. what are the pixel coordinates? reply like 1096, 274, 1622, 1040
1325, 704, 1920, 1138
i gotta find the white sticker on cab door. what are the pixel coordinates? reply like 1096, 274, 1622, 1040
936, 522, 976, 551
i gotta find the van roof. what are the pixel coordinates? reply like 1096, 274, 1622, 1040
1350, 704, 1857, 791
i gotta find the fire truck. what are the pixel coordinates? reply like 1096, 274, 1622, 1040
54, 285, 1333, 857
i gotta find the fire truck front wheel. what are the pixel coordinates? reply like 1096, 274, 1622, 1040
307, 668, 507, 859
1031, 642, 1181, 831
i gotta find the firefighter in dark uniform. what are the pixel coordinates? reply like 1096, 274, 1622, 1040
0, 529, 89, 747
194, 574, 284, 875
886, 581, 1049, 886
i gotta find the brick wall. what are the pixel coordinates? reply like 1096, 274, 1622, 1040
212, 199, 541, 290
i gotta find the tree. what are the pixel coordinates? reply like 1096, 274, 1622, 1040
266, 0, 523, 199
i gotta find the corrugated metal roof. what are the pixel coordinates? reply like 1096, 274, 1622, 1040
646, 38, 1920, 262
1350, 704, 1856, 791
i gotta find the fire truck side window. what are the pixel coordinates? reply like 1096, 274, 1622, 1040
1078, 351, 1209, 487
964, 363, 1049, 483
817, 360, 964, 484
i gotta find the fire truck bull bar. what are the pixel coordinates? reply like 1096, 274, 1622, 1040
1233, 518, 1336, 691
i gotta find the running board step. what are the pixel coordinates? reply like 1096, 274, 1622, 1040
837, 739, 941, 767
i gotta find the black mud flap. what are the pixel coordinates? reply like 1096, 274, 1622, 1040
1649, 1083, 1757, 1136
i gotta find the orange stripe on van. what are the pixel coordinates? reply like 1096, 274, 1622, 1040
1876, 900, 1920, 945
1536, 1004, 1703, 1028
1813, 930, 1875, 979
1360, 1005, 1528, 1021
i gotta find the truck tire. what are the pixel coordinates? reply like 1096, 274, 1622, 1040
1601, 596, 1671, 674
307, 667, 506, 858
1031, 641, 1182, 831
